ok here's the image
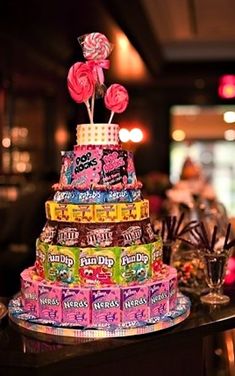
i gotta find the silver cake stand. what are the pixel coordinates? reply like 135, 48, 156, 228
8, 293, 190, 339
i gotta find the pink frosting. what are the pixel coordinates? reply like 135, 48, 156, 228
104, 84, 129, 113
67, 62, 95, 103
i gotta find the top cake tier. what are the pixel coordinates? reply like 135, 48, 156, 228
76, 123, 120, 146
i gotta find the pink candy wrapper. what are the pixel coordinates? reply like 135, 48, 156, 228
62, 287, 90, 325
91, 288, 121, 327
38, 284, 62, 322
149, 280, 169, 318
169, 268, 178, 310
21, 271, 39, 316
121, 286, 148, 326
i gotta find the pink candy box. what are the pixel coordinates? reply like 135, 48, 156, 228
91, 287, 121, 327
169, 267, 178, 310
62, 287, 90, 326
121, 286, 149, 326
21, 271, 39, 316
38, 284, 62, 322
72, 149, 102, 185
149, 280, 169, 318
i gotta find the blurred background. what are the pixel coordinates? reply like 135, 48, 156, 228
1, 1, 235, 210
1, 2, 235, 374
1, 0, 235, 293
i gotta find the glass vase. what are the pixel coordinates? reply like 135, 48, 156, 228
171, 245, 206, 295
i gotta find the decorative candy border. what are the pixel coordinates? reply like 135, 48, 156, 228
74, 144, 120, 151
8, 293, 190, 338
53, 188, 142, 205
45, 200, 149, 223
53, 181, 143, 192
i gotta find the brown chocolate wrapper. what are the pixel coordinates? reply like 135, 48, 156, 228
39, 218, 156, 248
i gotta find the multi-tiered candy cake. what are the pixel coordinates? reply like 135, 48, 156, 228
19, 33, 178, 329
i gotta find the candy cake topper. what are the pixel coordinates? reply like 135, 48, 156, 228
67, 32, 129, 124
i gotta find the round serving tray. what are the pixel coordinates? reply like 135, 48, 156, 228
8, 293, 190, 339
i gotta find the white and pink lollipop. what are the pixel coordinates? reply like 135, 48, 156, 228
81, 32, 112, 61
104, 84, 129, 123
67, 62, 95, 122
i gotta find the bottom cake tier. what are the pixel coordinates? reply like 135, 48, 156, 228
20, 267, 178, 328
9, 293, 190, 339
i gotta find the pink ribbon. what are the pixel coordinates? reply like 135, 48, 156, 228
86, 60, 110, 84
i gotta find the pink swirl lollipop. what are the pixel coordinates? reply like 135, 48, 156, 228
67, 62, 95, 103
82, 32, 112, 61
105, 84, 129, 123
104, 84, 129, 113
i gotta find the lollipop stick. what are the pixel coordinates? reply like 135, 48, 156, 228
91, 94, 95, 123
85, 100, 93, 123
108, 111, 114, 124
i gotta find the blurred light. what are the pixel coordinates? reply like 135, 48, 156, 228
223, 111, 235, 123
16, 162, 27, 172
21, 152, 30, 163
224, 129, 235, 141
118, 34, 129, 49
11, 127, 28, 145
225, 332, 234, 370
2, 151, 11, 172
55, 126, 69, 147
172, 129, 186, 141
201, 151, 213, 164
171, 105, 201, 115
112, 28, 149, 82
119, 128, 130, 142
129, 128, 143, 143
2, 137, 11, 148
218, 75, 235, 99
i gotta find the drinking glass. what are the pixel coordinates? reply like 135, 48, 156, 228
198, 248, 231, 304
